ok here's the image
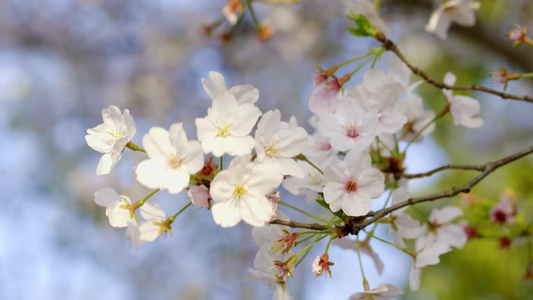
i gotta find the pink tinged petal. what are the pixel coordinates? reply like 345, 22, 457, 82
360, 244, 384, 275
143, 127, 173, 159
195, 118, 218, 143
228, 84, 259, 104
356, 169, 385, 198
247, 163, 284, 195
409, 265, 421, 291
437, 224, 467, 248
430, 206, 463, 224
344, 149, 372, 177
107, 202, 131, 228
212, 200, 242, 227
373, 283, 404, 298
323, 182, 346, 212
188, 185, 211, 208
96, 153, 115, 175
140, 202, 166, 221
240, 192, 273, 227
323, 157, 347, 183
415, 241, 451, 268
202, 71, 228, 99
139, 222, 161, 242
342, 192, 371, 217
94, 188, 121, 207
357, 107, 380, 136
317, 113, 343, 138
309, 84, 339, 115
231, 103, 262, 136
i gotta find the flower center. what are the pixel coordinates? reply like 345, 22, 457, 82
217, 124, 231, 137
344, 178, 358, 193
168, 155, 182, 169
343, 122, 359, 139
107, 129, 123, 144
233, 185, 247, 201
265, 141, 280, 157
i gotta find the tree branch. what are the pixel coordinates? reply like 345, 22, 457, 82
377, 34, 533, 103
269, 219, 334, 231
402, 164, 485, 179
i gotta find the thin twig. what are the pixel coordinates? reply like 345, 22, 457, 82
403, 164, 485, 179
269, 219, 334, 231
377, 35, 533, 103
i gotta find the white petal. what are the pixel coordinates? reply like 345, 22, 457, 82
94, 188, 121, 207
409, 265, 421, 291
342, 192, 371, 217
430, 206, 463, 224
139, 221, 160, 242
135, 158, 169, 190
96, 153, 116, 175
231, 103, 262, 136
143, 127, 172, 159
140, 201, 166, 221
357, 169, 385, 198
323, 182, 345, 212
212, 200, 242, 227
247, 163, 283, 195
202, 71, 228, 99
228, 84, 259, 104
240, 192, 273, 227
345, 149, 372, 177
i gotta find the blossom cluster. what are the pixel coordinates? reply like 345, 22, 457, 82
85, 53, 484, 298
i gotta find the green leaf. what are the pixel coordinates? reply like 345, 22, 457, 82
315, 197, 347, 219
346, 12, 379, 38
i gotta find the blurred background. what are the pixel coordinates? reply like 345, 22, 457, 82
1, 0, 533, 299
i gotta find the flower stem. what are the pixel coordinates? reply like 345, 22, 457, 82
350, 55, 375, 76
403, 105, 448, 153
356, 236, 369, 290
246, 0, 262, 30
220, 156, 223, 171
169, 202, 193, 223
363, 229, 416, 257
139, 189, 160, 205
336, 51, 375, 68
519, 72, 533, 78
126, 142, 146, 153
279, 201, 330, 224
296, 154, 323, 175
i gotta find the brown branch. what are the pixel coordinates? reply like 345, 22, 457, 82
376, 34, 533, 103
362, 144, 533, 228
270, 145, 533, 235
269, 219, 334, 231
402, 164, 485, 179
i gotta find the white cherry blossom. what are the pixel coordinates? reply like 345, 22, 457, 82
397, 94, 436, 142
318, 97, 380, 151
389, 188, 423, 247
425, 0, 480, 40
323, 149, 385, 216
348, 283, 404, 300
210, 155, 283, 227
135, 123, 204, 194
138, 201, 168, 242
419, 205, 467, 249
202, 71, 259, 104
85, 105, 136, 175
94, 188, 134, 228
196, 92, 261, 157
255, 110, 308, 178
443, 72, 483, 128
409, 240, 452, 291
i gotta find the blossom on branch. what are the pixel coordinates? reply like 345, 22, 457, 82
323, 149, 385, 216
210, 155, 283, 227
85, 105, 136, 175
425, 0, 480, 40
94, 188, 135, 228
201, 71, 259, 105
443, 72, 483, 128
348, 283, 404, 300
135, 123, 204, 194
196, 92, 261, 157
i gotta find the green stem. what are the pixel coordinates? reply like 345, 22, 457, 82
220, 156, 223, 171
279, 201, 329, 224
296, 233, 317, 245
368, 188, 394, 235
350, 55, 375, 76
296, 154, 323, 175
519, 72, 533, 79
336, 52, 375, 68
140, 189, 160, 205
126, 142, 146, 153
356, 236, 368, 288
403, 106, 447, 153
169, 202, 192, 223
246, 0, 262, 30
363, 229, 415, 256
325, 236, 334, 254
295, 233, 329, 257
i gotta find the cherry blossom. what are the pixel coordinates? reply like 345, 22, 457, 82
348, 283, 404, 300
420, 206, 467, 249
135, 123, 204, 194
201, 71, 259, 105
425, 0, 480, 40
397, 94, 436, 142
318, 97, 380, 151
443, 72, 483, 128
85, 105, 136, 175
308, 78, 342, 115
255, 110, 308, 178
490, 194, 517, 225
323, 149, 385, 216
94, 188, 135, 228
210, 155, 283, 227
389, 188, 422, 247
410, 240, 452, 291
187, 185, 211, 209
196, 92, 261, 157
311, 253, 334, 278
138, 201, 170, 242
